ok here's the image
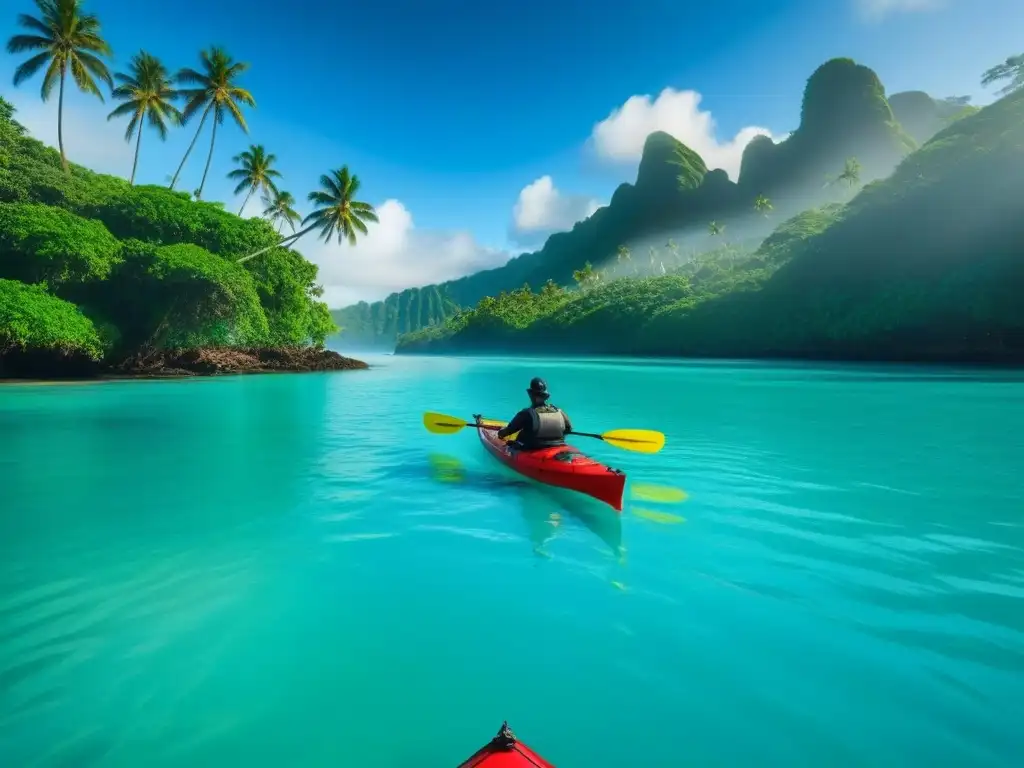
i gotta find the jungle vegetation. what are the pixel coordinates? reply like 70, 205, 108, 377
397, 83, 1024, 363
1, 0, 378, 375
336, 57, 984, 347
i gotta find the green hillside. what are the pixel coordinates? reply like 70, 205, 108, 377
397, 88, 1024, 363
888, 91, 980, 145
333, 57, 923, 346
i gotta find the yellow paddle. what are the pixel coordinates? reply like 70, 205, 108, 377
422, 412, 666, 454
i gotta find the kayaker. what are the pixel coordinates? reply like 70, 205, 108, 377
496, 377, 573, 450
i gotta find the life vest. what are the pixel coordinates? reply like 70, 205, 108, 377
528, 405, 567, 444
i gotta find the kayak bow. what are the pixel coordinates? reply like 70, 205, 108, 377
475, 415, 626, 512
457, 722, 555, 767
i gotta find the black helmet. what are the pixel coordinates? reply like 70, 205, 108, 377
527, 377, 549, 400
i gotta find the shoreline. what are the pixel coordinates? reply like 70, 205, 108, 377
0, 346, 369, 383
392, 345, 1024, 369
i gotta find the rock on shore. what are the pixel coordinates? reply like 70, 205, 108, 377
0, 346, 368, 380
109, 346, 369, 378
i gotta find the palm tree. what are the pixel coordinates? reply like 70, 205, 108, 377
981, 54, 1024, 96
616, 244, 631, 274
665, 239, 680, 266
261, 189, 301, 234
835, 157, 861, 188
169, 47, 255, 198
708, 221, 724, 237
754, 194, 773, 216
573, 261, 597, 289
6, 0, 113, 171
237, 166, 377, 264
227, 144, 281, 215
106, 51, 181, 185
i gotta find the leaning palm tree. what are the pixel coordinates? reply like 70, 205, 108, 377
754, 194, 773, 217
6, 0, 113, 171
237, 166, 377, 264
708, 220, 724, 237
261, 189, 301, 234
981, 53, 1024, 96
227, 144, 281, 215
169, 47, 255, 198
106, 51, 181, 185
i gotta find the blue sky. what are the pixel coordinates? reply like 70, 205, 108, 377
2, 0, 1022, 307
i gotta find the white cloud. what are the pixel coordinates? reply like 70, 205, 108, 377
510, 175, 601, 245
589, 88, 781, 180
855, 0, 945, 19
301, 199, 510, 308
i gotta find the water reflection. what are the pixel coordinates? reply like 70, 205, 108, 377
631, 507, 686, 525
423, 453, 624, 559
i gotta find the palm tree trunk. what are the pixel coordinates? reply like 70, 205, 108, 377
57, 65, 68, 172
130, 117, 143, 186
197, 114, 219, 200
236, 223, 316, 264
238, 186, 254, 216
169, 103, 211, 191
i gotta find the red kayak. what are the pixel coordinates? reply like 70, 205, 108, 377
458, 722, 555, 767
475, 415, 626, 512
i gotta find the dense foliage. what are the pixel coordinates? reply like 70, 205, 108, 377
0, 97, 335, 374
398, 89, 1024, 363
0, 278, 104, 360
335, 56, 931, 346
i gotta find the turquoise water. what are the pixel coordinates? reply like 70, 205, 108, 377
2, 355, 1023, 767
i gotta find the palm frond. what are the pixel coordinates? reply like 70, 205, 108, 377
229, 86, 256, 107
307, 190, 334, 206
146, 106, 171, 140
106, 100, 138, 120
223, 98, 248, 132
318, 173, 342, 199
14, 13, 51, 36
6, 34, 52, 54
12, 50, 51, 85
39, 56, 62, 100
174, 67, 208, 86
122, 109, 141, 141
76, 50, 113, 87
69, 55, 104, 100
180, 95, 208, 123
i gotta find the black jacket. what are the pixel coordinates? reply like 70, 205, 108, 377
497, 405, 573, 449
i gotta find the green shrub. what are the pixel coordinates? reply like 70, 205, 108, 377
0, 278, 104, 359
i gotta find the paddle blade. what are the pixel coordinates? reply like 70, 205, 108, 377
423, 412, 468, 435
602, 429, 666, 454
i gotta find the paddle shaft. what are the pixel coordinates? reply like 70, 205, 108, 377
469, 420, 646, 445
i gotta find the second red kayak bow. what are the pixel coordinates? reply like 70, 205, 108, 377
457, 722, 555, 767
